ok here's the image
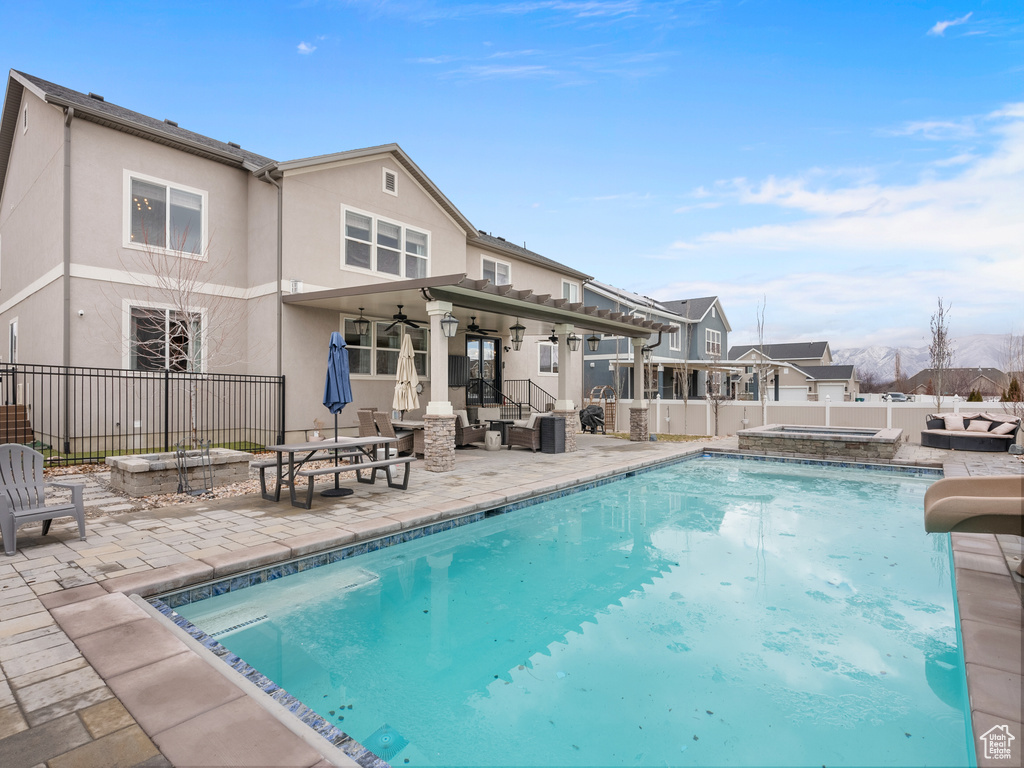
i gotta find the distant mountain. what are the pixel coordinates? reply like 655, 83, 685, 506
833, 334, 1011, 381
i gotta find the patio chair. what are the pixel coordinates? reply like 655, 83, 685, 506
357, 408, 379, 438
0, 444, 86, 556
453, 410, 486, 447
508, 413, 543, 452
373, 412, 414, 456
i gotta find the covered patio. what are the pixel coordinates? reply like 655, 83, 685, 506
283, 274, 678, 469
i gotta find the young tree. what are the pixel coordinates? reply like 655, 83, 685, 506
893, 350, 905, 392
1000, 332, 1024, 424
753, 295, 772, 411
928, 298, 954, 410
705, 352, 730, 436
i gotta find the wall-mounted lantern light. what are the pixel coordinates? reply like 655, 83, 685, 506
441, 312, 459, 338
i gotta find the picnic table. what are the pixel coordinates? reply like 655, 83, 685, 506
257, 436, 412, 509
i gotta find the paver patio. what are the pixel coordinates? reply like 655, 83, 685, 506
0, 434, 1020, 767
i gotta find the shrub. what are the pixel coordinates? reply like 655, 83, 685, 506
967, 389, 983, 402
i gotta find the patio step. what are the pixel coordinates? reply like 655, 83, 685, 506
0, 404, 33, 444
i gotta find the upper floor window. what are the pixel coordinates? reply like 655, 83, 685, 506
668, 327, 680, 351
705, 328, 722, 357
562, 281, 579, 303
344, 209, 428, 279
711, 306, 717, 318
343, 318, 427, 377
482, 256, 511, 286
539, 342, 558, 374
125, 171, 207, 257
128, 305, 203, 372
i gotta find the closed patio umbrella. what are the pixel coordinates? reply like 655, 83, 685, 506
392, 333, 420, 415
322, 331, 353, 497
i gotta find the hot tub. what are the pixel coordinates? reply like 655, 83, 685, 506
738, 424, 903, 460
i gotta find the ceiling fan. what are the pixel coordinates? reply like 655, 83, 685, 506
465, 316, 499, 336
384, 305, 425, 332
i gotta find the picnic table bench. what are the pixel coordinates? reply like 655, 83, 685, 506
259, 436, 412, 509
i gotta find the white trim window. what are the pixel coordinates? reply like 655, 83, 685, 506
705, 328, 722, 357
562, 281, 579, 303
481, 256, 511, 286
126, 304, 204, 372
343, 318, 428, 378
668, 327, 680, 351
8, 317, 17, 363
538, 342, 558, 375
124, 171, 208, 257
343, 208, 429, 279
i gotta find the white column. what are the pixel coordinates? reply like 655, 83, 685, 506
425, 301, 453, 416
554, 323, 574, 411
631, 337, 646, 408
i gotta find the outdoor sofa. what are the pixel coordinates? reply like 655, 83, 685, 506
920, 412, 1021, 452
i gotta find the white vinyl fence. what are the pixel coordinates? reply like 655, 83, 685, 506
612, 398, 1021, 445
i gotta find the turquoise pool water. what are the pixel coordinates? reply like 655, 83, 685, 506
176, 458, 971, 767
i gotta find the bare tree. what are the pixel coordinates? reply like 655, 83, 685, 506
1000, 331, 1024, 424
705, 352, 730, 436
893, 350, 904, 392
928, 297, 954, 410
753, 295, 771, 410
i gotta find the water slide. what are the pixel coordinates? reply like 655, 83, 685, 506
923, 475, 1024, 537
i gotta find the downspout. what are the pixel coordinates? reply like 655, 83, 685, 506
62, 107, 73, 367
259, 169, 283, 378
62, 107, 73, 455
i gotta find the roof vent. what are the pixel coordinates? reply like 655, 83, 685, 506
497, 236, 506, 242
382, 168, 397, 196
477, 229, 487, 235
227, 141, 241, 149
163, 119, 178, 127
87, 93, 104, 102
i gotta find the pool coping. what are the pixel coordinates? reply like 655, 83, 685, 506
148, 450, 958, 766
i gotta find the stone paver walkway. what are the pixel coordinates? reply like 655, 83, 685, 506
0, 435, 1020, 767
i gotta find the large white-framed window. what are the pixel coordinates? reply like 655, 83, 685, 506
123, 170, 208, 258
8, 318, 17, 363
668, 326, 680, 351
343, 317, 428, 378
562, 281, 579, 303
343, 207, 429, 279
705, 328, 722, 357
538, 342, 558, 375
481, 256, 511, 286
123, 302, 205, 372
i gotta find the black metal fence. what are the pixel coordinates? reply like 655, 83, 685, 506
0, 364, 285, 465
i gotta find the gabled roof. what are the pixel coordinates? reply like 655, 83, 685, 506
585, 279, 673, 315
729, 341, 830, 361
2, 71, 273, 202
661, 296, 731, 332
473, 231, 591, 281
903, 367, 1009, 390
792, 364, 855, 381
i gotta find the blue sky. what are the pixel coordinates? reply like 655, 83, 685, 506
3, 1, 1021, 349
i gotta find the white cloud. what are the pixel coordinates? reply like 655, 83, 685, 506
297, 41, 317, 54
884, 118, 976, 140
928, 12, 972, 37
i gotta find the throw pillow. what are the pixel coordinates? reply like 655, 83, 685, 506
966, 420, 991, 433
942, 414, 966, 431
991, 421, 1016, 435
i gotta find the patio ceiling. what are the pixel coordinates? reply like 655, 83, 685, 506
283, 274, 677, 338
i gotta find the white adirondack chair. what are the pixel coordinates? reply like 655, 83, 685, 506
0, 445, 86, 556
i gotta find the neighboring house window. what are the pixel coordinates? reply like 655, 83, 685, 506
668, 327, 680, 351
128, 306, 202, 371
539, 342, 558, 374
343, 209, 429, 279
22, 106, 27, 133
711, 306, 717, 318
482, 257, 511, 286
125, 171, 207, 256
343, 318, 427, 377
8, 318, 17, 363
562, 281, 579, 303
705, 329, 722, 356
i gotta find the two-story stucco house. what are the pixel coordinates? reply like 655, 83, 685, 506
581, 280, 731, 403
728, 341, 859, 402
0, 70, 674, 465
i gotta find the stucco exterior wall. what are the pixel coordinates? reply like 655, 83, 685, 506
0, 91, 65, 364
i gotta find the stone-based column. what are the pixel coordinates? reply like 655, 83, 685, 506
629, 407, 649, 442
424, 414, 456, 472
553, 410, 578, 452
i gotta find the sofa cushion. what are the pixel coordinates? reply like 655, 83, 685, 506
991, 421, 1017, 435
942, 414, 966, 431
966, 420, 992, 433
453, 409, 469, 428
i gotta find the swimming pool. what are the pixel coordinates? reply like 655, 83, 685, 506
167, 457, 971, 767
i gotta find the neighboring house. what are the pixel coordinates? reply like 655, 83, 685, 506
728, 341, 859, 401
581, 281, 730, 400
0, 70, 672, 452
903, 367, 1009, 399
